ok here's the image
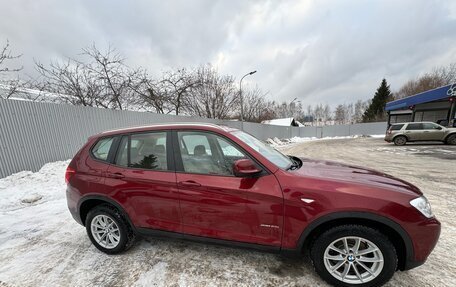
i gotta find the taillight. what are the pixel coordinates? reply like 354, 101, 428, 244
65, 166, 76, 184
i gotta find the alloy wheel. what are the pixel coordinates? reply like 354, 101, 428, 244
394, 137, 406, 145
90, 214, 121, 249
323, 236, 384, 284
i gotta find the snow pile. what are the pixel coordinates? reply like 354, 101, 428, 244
0, 160, 70, 211
267, 134, 386, 147
267, 135, 355, 147
370, 134, 385, 138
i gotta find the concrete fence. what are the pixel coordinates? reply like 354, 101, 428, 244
0, 98, 386, 178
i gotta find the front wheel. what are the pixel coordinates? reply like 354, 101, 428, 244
446, 134, 456, 145
311, 225, 397, 287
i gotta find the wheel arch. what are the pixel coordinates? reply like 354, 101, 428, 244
443, 132, 456, 142
78, 195, 135, 230
392, 134, 408, 141
297, 212, 414, 271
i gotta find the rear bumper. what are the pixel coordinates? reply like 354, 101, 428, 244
66, 186, 83, 225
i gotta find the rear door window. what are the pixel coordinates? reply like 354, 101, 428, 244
115, 132, 169, 170
406, 123, 423, 130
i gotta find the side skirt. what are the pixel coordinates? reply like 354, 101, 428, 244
136, 227, 290, 254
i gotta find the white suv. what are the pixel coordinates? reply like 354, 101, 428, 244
385, 122, 456, 145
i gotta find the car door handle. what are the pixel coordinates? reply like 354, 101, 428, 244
423, 131, 430, 133
107, 172, 125, 179
179, 180, 201, 187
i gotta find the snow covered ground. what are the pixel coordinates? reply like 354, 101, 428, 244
0, 137, 455, 286
266, 134, 385, 147
0, 161, 324, 287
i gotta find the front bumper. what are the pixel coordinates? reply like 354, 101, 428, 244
403, 217, 441, 270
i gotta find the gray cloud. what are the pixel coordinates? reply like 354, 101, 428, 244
1, 0, 455, 107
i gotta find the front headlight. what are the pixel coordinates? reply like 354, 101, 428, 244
410, 196, 434, 218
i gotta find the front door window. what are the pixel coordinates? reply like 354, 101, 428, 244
177, 131, 247, 176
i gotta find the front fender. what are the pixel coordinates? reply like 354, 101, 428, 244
289, 211, 415, 270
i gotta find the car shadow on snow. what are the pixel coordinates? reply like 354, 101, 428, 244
136, 235, 316, 280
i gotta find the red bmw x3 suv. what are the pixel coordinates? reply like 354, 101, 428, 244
66, 123, 440, 286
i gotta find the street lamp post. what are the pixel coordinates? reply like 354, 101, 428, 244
239, 70, 257, 122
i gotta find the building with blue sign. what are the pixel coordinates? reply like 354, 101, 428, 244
385, 83, 456, 127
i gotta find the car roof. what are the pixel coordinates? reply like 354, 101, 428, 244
394, 122, 438, 125
95, 122, 238, 137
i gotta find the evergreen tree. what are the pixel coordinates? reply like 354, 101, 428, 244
362, 79, 393, 122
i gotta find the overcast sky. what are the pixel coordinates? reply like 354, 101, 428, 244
1, 0, 455, 107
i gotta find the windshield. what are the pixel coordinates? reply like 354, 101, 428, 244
232, 130, 293, 169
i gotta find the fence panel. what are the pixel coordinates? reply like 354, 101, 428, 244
350, 122, 387, 136
0, 98, 386, 178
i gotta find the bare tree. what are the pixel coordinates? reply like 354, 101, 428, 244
129, 70, 170, 114
130, 68, 196, 114
161, 68, 196, 115
34, 59, 101, 105
81, 44, 137, 110
334, 104, 346, 124
34, 44, 137, 109
0, 40, 23, 99
184, 64, 239, 119
435, 63, 456, 84
306, 105, 313, 118
323, 104, 332, 122
314, 104, 325, 124
395, 63, 456, 99
345, 103, 354, 124
353, 99, 368, 123
239, 86, 273, 122
0, 40, 22, 73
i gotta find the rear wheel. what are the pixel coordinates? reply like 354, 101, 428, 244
85, 204, 136, 254
311, 225, 397, 287
446, 134, 456, 145
393, 136, 407, 146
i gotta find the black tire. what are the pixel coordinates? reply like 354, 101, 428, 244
310, 225, 397, 287
393, 136, 407, 146
85, 204, 136, 254
446, 134, 456, 145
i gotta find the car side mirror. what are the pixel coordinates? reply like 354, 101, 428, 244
233, 159, 262, 177
435, 126, 443, 130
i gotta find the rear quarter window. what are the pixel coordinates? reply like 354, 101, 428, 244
390, 124, 404, 131
91, 137, 114, 161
